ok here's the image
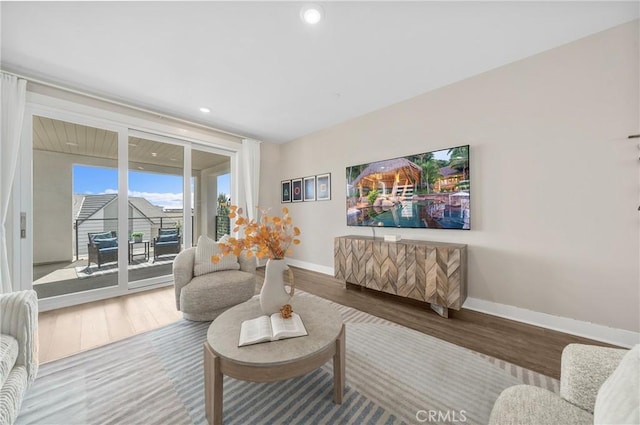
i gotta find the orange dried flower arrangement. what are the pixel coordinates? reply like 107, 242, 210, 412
212, 206, 301, 263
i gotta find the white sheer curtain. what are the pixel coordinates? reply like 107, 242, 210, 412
0, 74, 27, 294
241, 139, 261, 221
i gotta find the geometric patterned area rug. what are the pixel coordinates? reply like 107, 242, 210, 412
16, 292, 558, 425
75, 257, 174, 279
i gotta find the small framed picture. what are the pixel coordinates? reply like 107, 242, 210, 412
303, 176, 316, 201
292, 178, 303, 202
316, 173, 331, 201
281, 180, 291, 203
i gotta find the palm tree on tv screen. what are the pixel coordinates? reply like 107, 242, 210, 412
448, 146, 469, 181
412, 153, 439, 193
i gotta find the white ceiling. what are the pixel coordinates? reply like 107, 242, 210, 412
1, 2, 638, 143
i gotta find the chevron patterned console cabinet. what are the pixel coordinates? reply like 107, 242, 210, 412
334, 235, 467, 318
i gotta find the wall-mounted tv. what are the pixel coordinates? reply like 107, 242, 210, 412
346, 145, 470, 230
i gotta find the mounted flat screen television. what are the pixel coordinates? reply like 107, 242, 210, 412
346, 145, 470, 230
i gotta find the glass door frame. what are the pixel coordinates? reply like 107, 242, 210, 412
17, 94, 240, 312
126, 129, 189, 290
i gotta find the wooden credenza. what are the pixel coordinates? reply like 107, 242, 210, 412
334, 235, 467, 318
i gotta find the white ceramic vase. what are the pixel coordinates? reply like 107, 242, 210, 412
260, 258, 294, 314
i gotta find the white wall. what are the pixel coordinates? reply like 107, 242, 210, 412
33, 150, 74, 263
260, 21, 640, 333
33, 150, 118, 264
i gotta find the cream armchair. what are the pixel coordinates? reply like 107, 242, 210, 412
173, 245, 256, 321
0, 290, 38, 425
489, 343, 639, 425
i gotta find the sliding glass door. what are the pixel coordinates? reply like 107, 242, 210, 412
127, 134, 184, 287
21, 103, 238, 309
31, 116, 121, 298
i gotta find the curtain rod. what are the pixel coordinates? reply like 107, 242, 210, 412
1, 69, 246, 140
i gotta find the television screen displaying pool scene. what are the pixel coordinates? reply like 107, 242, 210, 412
346, 145, 470, 230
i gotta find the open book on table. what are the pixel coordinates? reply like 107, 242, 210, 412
239, 313, 308, 347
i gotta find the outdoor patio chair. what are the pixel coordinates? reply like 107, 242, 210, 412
87, 231, 118, 269
153, 228, 181, 261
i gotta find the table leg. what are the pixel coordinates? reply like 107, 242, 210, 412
333, 324, 345, 404
204, 342, 223, 425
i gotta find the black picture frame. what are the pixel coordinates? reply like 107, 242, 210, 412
292, 178, 303, 202
281, 180, 291, 203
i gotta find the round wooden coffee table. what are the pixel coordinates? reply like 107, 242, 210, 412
203, 296, 345, 425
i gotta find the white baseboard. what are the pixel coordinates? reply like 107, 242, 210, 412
291, 262, 639, 349
462, 297, 639, 349
286, 258, 334, 276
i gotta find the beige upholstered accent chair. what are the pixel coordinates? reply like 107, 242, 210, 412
173, 237, 256, 321
0, 290, 38, 425
489, 343, 639, 425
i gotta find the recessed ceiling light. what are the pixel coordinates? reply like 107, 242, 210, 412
199, 107, 211, 113
129, 143, 137, 147
151, 152, 158, 157
301, 4, 323, 25
65, 142, 79, 146
138, 166, 144, 170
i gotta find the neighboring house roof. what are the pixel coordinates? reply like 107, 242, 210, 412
129, 197, 166, 225
75, 194, 117, 223
128, 197, 176, 226
74, 194, 177, 227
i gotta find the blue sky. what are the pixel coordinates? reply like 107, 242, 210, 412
432, 148, 453, 161
73, 165, 230, 209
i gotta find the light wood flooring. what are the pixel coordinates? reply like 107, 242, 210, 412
38, 267, 615, 379
38, 286, 182, 363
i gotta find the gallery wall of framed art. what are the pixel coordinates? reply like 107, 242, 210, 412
281, 173, 331, 203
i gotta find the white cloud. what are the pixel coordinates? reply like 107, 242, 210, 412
131, 191, 184, 209
100, 189, 184, 209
